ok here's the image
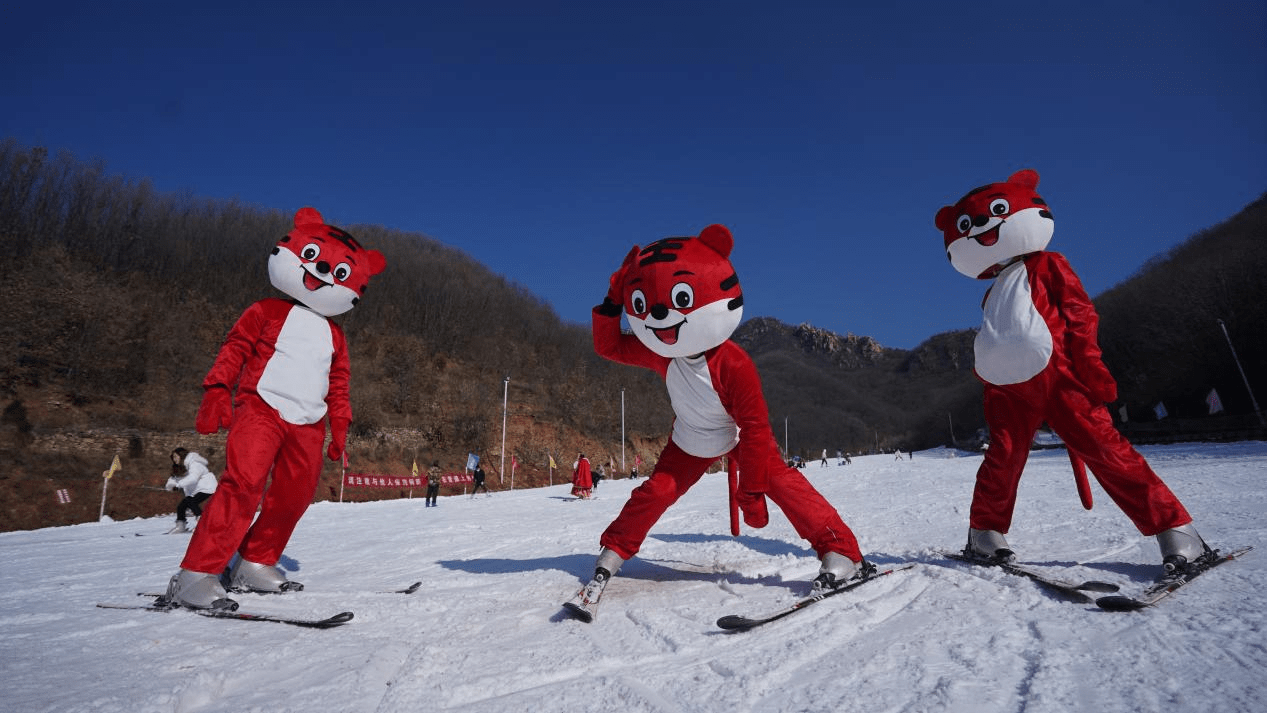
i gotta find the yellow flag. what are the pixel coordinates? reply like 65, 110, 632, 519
548, 455, 557, 469
412, 460, 419, 477
105, 454, 122, 479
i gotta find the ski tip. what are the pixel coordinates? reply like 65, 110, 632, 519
324, 611, 355, 626
399, 581, 422, 594
1095, 595, 1149, 612
562, 602, 594, 623
716, 615, 758, 631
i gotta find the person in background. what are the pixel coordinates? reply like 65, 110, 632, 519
164, 448, 217, 534
470, 463, 489, 498
572, 453, 593, 500
425, 461, 442, 507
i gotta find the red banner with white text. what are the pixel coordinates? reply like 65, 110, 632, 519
342, 472, 472, 489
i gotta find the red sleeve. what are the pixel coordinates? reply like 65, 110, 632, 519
326, 322, 352, 425
201, 300, 270, 390
592, 307, 670, 377
710, 342, 783, 493
1034, 252, 1117, 402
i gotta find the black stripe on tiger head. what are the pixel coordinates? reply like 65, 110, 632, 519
721, 273, 742, 311
1032, 196, 1054, 220
638, 238, 687, 266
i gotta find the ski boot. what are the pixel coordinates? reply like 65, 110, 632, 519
811, 552, 875, 594
584, 549, 625, 600
164, 569, 238, 611
227, 558, 304, 594
1156, 523, 1212, 580
564, 549, 625, 621
964, 528, 1016, 564
166, 520, 189, 534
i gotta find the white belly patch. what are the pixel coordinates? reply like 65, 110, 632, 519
666, 356, 740, 459
257, 306, 334, 424
974, 261, 1053, 385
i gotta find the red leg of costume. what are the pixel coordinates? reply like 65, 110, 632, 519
1045, 378, 1191, 536
238, 418, 325, 565
180, 395, 324, 573
765, 466, 863, 561
600, 439, 863, 563
969, 379, 1046, 533
972, 369, 1192, 537
600, 440, 709, 560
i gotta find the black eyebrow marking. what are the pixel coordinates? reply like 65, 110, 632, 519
639, 238, 685, 266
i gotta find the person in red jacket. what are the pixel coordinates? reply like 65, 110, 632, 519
566, 225, 868, 618
935, 169, 1207, 576
571, 454, 593, 499
163, 207, 385, 610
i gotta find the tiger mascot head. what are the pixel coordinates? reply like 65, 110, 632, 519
935, 169, 1055, 280
268, 207, 387, 316
609, 224, 744, 358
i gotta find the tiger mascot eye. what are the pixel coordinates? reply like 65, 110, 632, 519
163, 207, 386, 610
563, 225, 869, 620
935, 170, 1207, 574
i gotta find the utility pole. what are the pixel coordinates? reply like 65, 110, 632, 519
1218, 319, 1265, 426
500, 376, 509, 484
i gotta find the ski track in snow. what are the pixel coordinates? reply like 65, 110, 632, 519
1, 442, 1264, 712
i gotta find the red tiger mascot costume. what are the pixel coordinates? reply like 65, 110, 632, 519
935, 170, 1208, 575
165, 207, 385, 610
565, 225, 868, 620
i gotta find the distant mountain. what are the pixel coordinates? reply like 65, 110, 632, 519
732, 318, 982, 456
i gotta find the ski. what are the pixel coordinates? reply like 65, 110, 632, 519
96, 601, 353, 628
716, 563, 915, 631
1096, 545, 1252, 611
137, 581, 422, 597
940, 551, 1120, 603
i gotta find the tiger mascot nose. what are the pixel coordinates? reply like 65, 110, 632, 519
650, 303, 669, 320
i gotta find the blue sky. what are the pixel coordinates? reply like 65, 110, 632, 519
4, 1, 1264, 349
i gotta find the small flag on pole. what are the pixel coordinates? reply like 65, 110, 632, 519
412, 460, 419, 477
55, 488, 71, 504
105, 455, 121, 479
548, 454, 557, 469
511, 454, 518, 472
1154, 402, 1169, 420
466, 453, 480, 470
1206, 388, 1224, 415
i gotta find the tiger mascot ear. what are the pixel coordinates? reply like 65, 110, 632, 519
697, 224, 733, 258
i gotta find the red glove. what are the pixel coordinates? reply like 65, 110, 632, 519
326, 418, 350, 462
736, 491, 769, 529
195, 386, 233, 434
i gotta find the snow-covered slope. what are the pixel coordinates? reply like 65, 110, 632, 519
3, 442, 1263, 712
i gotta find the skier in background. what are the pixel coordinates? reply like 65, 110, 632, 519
164, 448, 217, 534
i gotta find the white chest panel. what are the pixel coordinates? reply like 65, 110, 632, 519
666, 356, 740, 459
257, 305, 334, 424
974, 261, 1053, 385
